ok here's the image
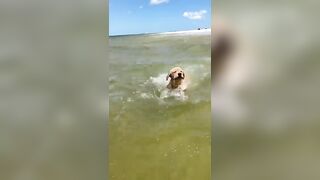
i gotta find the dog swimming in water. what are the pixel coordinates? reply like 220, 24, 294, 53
166, 66, 187, 90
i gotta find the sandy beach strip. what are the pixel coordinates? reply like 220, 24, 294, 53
157, 29, 211, 36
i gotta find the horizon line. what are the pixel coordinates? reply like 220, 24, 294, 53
109, 27, 211, 37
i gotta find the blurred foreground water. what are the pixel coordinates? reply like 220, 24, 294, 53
213, 0, 320, 179
0, 0, 108, 179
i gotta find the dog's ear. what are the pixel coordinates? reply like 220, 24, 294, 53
166, 73, 170, 81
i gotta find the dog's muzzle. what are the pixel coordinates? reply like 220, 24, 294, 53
178, 73, 184, 79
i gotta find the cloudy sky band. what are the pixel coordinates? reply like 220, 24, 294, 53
110, 0, 211, 35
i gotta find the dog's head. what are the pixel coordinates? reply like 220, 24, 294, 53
166, 67, 185, 80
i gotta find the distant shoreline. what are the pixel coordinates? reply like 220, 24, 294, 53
109, 28, 211, 37
158, 28, 211, 35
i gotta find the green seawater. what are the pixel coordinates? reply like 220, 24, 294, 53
109, 33, 211, 180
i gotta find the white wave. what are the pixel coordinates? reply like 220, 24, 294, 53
149, 73, 168, 91
140, 92, 153, 99
160, 88, 188, 101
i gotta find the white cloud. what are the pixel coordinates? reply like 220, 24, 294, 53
183, 10, 207, 20
150, 0, 169, 5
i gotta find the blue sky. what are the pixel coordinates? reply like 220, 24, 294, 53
109, 0, 211, 36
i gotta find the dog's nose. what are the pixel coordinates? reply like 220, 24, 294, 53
178, 73, 182, 76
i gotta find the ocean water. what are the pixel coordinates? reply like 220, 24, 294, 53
109, 32, 211, 180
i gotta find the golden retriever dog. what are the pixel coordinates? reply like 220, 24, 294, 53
166, 66, 187, 90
